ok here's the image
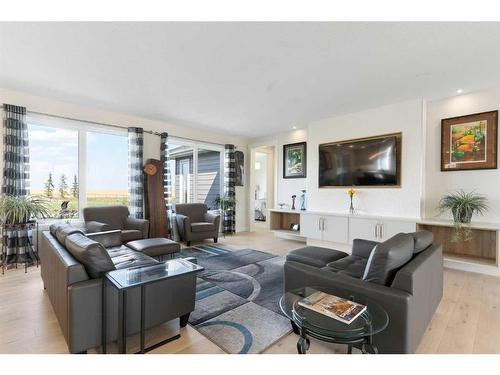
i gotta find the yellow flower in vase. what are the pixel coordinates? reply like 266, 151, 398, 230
347, 188, 356, 214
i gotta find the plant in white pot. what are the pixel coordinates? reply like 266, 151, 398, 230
438, 190, 488, 242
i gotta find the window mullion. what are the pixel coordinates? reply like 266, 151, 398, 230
78, 130, 87, 218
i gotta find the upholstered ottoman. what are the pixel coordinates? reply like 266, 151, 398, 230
286, 246, 348, 268
126, 238, 181, 259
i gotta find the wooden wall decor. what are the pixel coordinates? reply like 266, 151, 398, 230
441, 110, 498, 171
144, 158, 169, 238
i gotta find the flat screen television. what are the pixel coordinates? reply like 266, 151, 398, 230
319, 133, 401, 187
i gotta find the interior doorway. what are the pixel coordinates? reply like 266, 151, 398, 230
249, 145, 275, 232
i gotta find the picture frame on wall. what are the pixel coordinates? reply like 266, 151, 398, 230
441, 110, 498, 171
283, 142, 307, 179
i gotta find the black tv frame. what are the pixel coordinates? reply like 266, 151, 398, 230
318, 132, 402, 188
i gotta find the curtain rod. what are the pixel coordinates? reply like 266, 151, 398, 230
1, 105, 229, 147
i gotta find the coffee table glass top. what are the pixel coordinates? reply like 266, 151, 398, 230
280, 287, 389, 340
106, 258, 203, 289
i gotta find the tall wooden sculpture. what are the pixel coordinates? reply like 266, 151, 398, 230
143, 159, 169, 238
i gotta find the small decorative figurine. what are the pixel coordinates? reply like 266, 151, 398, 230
291, 195, 297, 210
300, 190, 306, 211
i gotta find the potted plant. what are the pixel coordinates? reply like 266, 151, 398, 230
213, 194, 236, 234
0, 195, 50, 270
438, 190, 487, 241
0, 195, 50, 225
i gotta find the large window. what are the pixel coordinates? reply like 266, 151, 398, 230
168, 140, 223, 210
29, 124, 79, 218
86, 131, 128, 207
28, 116, 128, 219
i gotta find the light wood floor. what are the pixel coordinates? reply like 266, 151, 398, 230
1, 228, 500, 354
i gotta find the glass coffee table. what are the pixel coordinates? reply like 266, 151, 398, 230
280, 287, 389, 354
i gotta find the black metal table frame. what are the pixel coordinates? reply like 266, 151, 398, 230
290, 309, 379, 354
102, 272, 188, 354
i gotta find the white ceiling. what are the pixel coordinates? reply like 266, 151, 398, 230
1, 22, 500, 138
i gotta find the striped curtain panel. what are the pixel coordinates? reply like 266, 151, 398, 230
223, 144, 236, 234
2, 104, 30, 196
127, 127, 144, 219
160, 132, 173, 237
2, 104, 33, 267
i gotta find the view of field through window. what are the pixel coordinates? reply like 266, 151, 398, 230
29, 124, 128, 218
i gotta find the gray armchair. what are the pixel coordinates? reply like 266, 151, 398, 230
83, 205, 149, 243
175, 203, 220, 246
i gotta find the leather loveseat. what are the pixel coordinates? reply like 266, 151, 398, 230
284, 231, 443, 354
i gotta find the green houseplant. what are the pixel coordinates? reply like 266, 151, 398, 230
0, 196, 50, 271
0, 195, 50, 225
213, 194, 236, 234
438, 190, 488, 241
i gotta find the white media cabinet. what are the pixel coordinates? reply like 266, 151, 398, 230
268, 208, 500, 276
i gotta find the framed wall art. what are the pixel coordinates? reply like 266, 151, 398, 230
441, 110, 498, 171
283, 142, 306, 179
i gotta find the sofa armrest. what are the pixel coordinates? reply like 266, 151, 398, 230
175, 214, 191, 240
204, 212, 221, 232
124, 217, 149, 238
85, 221, 111, 233
352, 238, 379, 258
67, 278, 102, 353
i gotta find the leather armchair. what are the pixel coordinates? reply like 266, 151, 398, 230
175, 203, 220, 246
83, 205, 149, 243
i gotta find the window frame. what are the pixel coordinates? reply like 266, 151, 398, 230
27, 113, 128, 220
169, 137, 224, 210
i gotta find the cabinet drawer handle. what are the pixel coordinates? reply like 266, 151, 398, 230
374, 224, 377, 238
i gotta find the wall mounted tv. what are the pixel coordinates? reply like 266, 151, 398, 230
319, 133, 402, 187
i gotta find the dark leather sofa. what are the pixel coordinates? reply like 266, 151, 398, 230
284, 231, 443, 354
39, 224, 197, 353
83, 205, 149, 243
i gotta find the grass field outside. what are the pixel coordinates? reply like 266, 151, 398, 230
31, 190, 128, 218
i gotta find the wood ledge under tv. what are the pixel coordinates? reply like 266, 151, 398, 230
269, 208, 500, 273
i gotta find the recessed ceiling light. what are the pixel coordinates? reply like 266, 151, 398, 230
457, 89, 463, 94
292, 126, 297, 129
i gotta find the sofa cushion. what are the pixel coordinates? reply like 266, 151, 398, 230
107, 246, 158, 270
126, 238, 180, 257
409, 231, 433, 254
362, 233, 414, 286
191, 222, 216, 233
65, 233, 115, 278
287, 246, 348, 268
55, 224, 84, 246
324, 255, 368, 279
121, 229, 143, 243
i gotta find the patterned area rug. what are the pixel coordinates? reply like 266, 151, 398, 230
178, 244, 291, 354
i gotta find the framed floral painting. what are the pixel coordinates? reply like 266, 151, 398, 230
283, 142, 306, 178
441, 110, 498, 171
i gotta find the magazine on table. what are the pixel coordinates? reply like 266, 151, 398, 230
297, 291, 367, 324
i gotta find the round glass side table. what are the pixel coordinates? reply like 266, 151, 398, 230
279, 286, 389, 354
